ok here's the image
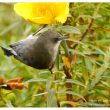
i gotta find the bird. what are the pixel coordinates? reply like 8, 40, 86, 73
1, 29, 68, 72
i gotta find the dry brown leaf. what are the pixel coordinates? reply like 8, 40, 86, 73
6, 77, 24, 83
0, 76, 4, 85
62, 56, 71, 69
7, 83, 29, 90
67, 34, 76, 47
0, 77, 29, 90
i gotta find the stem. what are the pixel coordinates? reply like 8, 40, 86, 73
32, 24, 47, 36
63, 66, 73, 107
61, 41, 73, 107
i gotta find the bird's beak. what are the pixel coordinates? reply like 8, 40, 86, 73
58, 36, 69, 41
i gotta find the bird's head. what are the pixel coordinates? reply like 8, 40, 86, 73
37, 29, 68, 45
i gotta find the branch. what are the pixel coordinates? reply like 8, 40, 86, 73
74, 3, 102, 49
63, 66, 73, 107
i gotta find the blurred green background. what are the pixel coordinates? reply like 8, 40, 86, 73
0, 3, 110, 107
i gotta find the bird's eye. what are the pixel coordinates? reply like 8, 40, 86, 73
53, 37, 59, 42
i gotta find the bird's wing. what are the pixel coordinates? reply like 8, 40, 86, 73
9, 40, 24, 54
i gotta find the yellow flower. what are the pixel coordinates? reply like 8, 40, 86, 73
14, 2, 69, 24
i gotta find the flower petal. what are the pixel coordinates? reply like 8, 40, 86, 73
14, 2, 69, 24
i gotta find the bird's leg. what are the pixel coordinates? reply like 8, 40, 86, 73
32, 24, 47, 36
49, 69, 53, 74
49, 62, 55, 74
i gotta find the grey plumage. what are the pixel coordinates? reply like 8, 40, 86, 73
1, 29, 68, 70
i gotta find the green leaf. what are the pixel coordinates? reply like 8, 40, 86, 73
95, 89, 110, 98
47, 89, 58, 107
26, 78, 47, 83
100, 81, 110, 88
54, 79, 85, 87
83, 102, 104, 107
102, 73, 110, 78
61, 40, 69, 56
66, 79, 86, 87
56, 54, 60, 70
66, 39, 85, 45
84, 57, 93, 72
88, 44, 105, 56
60, 26, 81, 34
38, 71, 50, 79
58, 89, 86, 102
34, 92, 48, 97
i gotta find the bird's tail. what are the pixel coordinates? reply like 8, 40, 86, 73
0, 46, 13, 56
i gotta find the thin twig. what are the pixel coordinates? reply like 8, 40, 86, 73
74, 3, 102, 49
32, 24, 47, 36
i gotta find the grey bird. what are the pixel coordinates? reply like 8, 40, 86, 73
1, 29, 68, 71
